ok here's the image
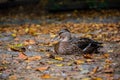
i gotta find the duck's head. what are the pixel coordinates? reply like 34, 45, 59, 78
58, 29, 71, 42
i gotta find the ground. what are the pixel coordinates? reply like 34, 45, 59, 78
0, 9, 120, 80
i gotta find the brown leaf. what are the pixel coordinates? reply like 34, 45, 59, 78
103, 53, 110, 58
18, 52, 28, 60
36, 66, 49, 72
92, 77, 103, 80
105, 59, 112, 64
24, 39, 35, 46
0, 66, 5, 71
27, 56, 41, 61
103, 68, 114, 73
83, 54, 93, 59
90, 66, 99, 74
8, 75, 17, 80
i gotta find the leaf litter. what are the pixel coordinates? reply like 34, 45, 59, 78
0, 9, 120, 80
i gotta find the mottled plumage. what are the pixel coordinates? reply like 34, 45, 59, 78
54, 29, 102, 54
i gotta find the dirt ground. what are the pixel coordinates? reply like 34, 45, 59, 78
0, 9, 120, 80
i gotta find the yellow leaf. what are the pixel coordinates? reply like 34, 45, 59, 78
56, 64, 63, 66
92, 77, 103, 80
55, 56, 63, 61
75, 60, 85, 65
82, 78, 91, 80
25, 28, 29, 33
50, 34, 56, 38
11, 33, 17, 37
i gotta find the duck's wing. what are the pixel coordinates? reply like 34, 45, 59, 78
71, 37, 103, 53
71, 37, 92, 49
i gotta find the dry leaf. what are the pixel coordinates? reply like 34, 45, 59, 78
56, 64, 64, 66
105, 59, 112, 64
103, 53, 110, 58
18, 52, 28, 60
24, 39, 35, 46
8, 75, 17, 80
83, 54, 93, 59
82, 78, 91, 80
50, 34, 56, 38
0, 66, 5, 71
26, 66, 31, 69
41, 74, 51, 79
27, 56, 41, 61
36, 66, 49, 72
90, 66, 99, 74
86, 59, 94, 63
75, 60, 85, 65
11, 33, 17, 37
103, 68, 114, 73
55, 56, 63, 61
92, 77, 103, 80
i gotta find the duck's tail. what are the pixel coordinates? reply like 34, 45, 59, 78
83, 41, 103, 53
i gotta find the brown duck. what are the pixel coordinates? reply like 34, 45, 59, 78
54, 29, 103, 55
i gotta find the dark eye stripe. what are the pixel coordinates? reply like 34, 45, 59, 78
59, 32, 63, 35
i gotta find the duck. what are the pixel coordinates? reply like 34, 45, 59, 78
54, 29, 103, 55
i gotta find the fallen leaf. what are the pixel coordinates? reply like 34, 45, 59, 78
10, 47, 26, 52
82, 78, 91, 80
108, 50, 113, 53
24, 39, 35, 46
8, 75, 17, 80
36, 66, 49, 72
56, 64, 64, 66
26, 66, 31, 69
27, 56, 41, 61
86, 59, 94, 63
90, 66, 99, 74
75, 60, 85, 65
103, 68, 114, 73
92, 77, 103, 80
29, 39, 36, 44
103, 53, 110, 58
105, 59, 112, 64
11, 33, 17, 37
18, 52, 28, 60
46, 53, 55, 58
50, 34, 56, 38
83, 54, 93, 59
41, 74, 51, 79
0, 66, 5, 71
55, 56, 63, 61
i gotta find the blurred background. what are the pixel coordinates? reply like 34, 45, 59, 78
0, 0, 120, 11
